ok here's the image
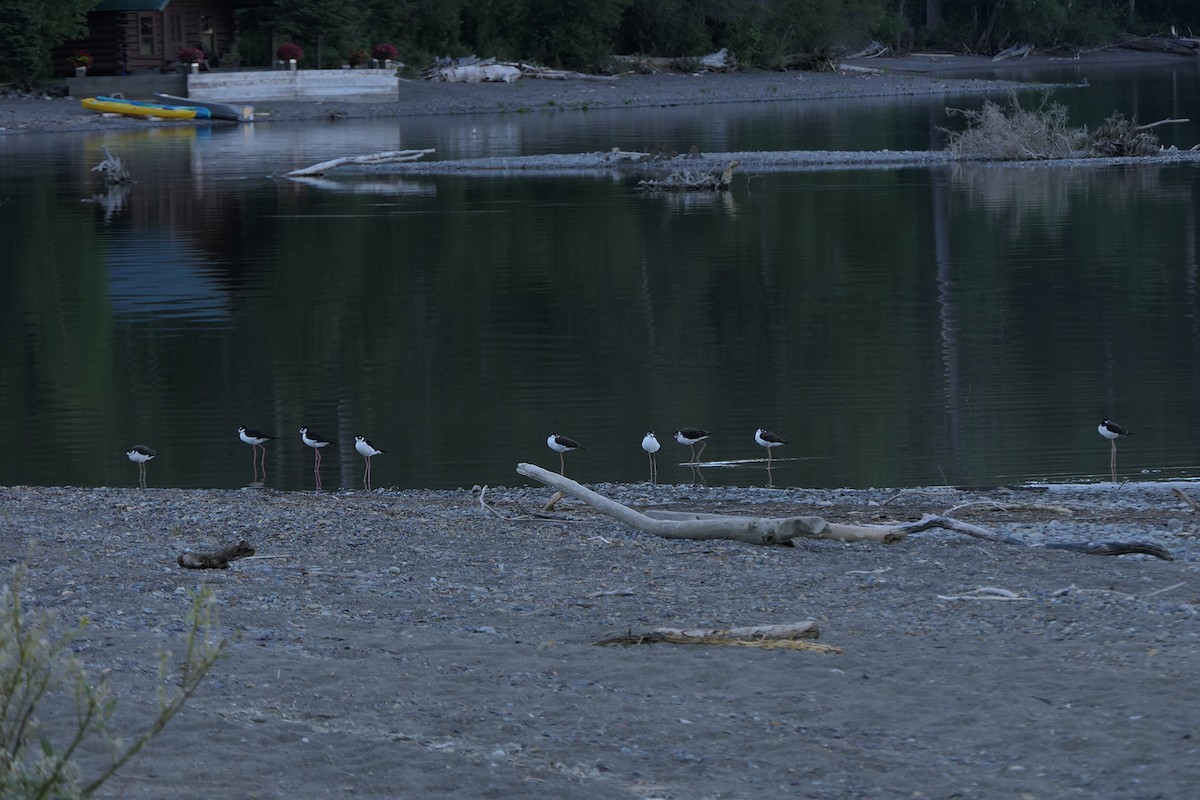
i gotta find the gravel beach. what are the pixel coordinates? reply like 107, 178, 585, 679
5, 52, 1200, 798
1, 59, 1043, 136
3, 478, 1199, 799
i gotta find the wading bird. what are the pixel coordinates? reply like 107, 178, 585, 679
546, 433, 583, 476
1098, 419, 1133, 482
238, 426, 275, 482
754, 427, 786, 465
126, 445, 156, 489
641, 431, 661, 484
354, 435, 384, 491
673, 428, 709, 465
300, 427, 331, 490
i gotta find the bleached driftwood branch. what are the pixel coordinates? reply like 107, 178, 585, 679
517, 463, 900, 544
993, 43, 1034, 61
286, 149, 435, 177
835, 63, 883, 75
425, 55, 618, 82
1134, 117, 1190, 131
846, 41, 890, 59
611, 49, 735, 74
515, 463, 1176, 558
91, 146, 132, 185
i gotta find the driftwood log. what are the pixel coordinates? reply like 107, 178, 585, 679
424, 56, 618, 82
992, 43, 1034, 61
596, 621, 841, 653
637, 160, 739, 192
1116, 34, 1200, 57
611, 48, 735, 74
515, 463, 1173, 559
285, 149, 436, 177
91, 146, 131, 186
177, 540, 256, 570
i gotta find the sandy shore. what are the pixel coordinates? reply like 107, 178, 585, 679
3, 479, 1199, 798
0, 57, 1061, 136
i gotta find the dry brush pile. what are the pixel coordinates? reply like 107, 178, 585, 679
944, 93, 1172, 160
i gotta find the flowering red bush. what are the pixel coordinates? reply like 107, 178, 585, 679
370, 43, 398, 61
276, 42, 304, 62
177, 47, 204, 63
68, 50, 93, 68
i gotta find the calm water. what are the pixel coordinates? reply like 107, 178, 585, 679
4, 61, 1200, 491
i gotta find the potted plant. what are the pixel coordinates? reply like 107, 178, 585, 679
371, 43, 397, 67
347, 47, 368, 68
276, 42, 304, 69
177, 47, 204, 73
68, 50, 93, 77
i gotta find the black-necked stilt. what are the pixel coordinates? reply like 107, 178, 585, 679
238, 426, 275, 481
1098, 419, 1133, 481
642, 431, 661, 484
126, 445, 156, 489
754, 427, 786, 464
300, 427, 331, 489
354, 435, 384, 491
673, 428, 709, 464
546, 434, 583, 476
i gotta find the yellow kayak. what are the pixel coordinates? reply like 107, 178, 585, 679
81, 96, 211, 120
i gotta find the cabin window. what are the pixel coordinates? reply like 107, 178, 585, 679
199, 14, 215, 58
138, 15, 156, 56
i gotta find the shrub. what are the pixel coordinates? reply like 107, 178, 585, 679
945, 93, 1163, 160
276, 42, 304, 62
0, 568, 229, 798
944, 93, 1090, 160
371, 43, 398, 61
177, 47, 204, 63
1090, 111, 1160, 157
67, 50, 92, 68
347, 47, 368, 66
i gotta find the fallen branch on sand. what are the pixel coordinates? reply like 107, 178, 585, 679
286, 149, 436, 177
1172, 487, 1200, 513
596, 621, 841, 653
937, 587, 1030, 601
477, 484, 594, 523
517, 463, 898, 543
611, 48, 735, 74
992, 43, 1034, 62
425, 55, 619, 82
515, 463, 1174, 559
177, 540, 255, 569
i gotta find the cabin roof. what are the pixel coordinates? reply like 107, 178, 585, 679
91, 0, 171, 11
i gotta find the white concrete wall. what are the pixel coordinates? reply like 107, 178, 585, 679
187, 69, 399, 102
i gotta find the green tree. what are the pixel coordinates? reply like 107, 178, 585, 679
0, 0, 97, 86
520, 0, 626, 69
617, 0, 712, 56
707, 0, 886, 67
460, 0, 528, 59
273, 0, 367, 67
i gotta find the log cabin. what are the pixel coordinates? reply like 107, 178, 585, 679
53, 0, 269, 77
